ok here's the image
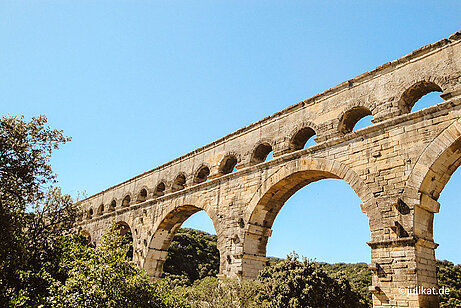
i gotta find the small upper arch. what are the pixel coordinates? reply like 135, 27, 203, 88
108, 199, 117, 211
97, 203, 104, 216
137, 187, 149, 203
399, 80, 443, 114
338, 106, 373, 134
219, 153, 238, 175
251, 141, 274, 164
172, 173, 187, 192
122, 194, 132, 207
87, 207, 94, 220
290, 125, 317, 151
154, 181, 166, 197
194, 164, 211, 184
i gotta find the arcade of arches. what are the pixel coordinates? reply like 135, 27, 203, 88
77, 31, 461, 307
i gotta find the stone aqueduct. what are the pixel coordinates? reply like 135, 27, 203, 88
77, 31, 461, 307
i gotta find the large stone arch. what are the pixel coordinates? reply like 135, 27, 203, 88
405, 118, 461, 205
241, 157, 376, 278
142, 196, 221, 280
401, 117, 461, 307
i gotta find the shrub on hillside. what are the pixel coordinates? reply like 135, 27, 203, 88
438, 260, 461, 307
162, 228, 219, 286
176, 276, 262, 308
256, 252, 368, 308
47, 227, 189, 308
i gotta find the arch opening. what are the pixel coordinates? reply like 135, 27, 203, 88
291, 127, 317, 151
339, 106, 373, 134
116, 221, 133, 260
154, 182, 166, 197
138, 188, 148, 203
219, 155, 237, 175
109, 199, 116, 212
144, 205, 219, 283
97, 204, 104, 216
266, 179, 370, 263
251, 143, 273, 164
400, 81, 443, 113
194, 165, 210, 184
87, 208, 93, 220
122, 195, 131, 207
172, 174, 186, 192
407, 125, 461, 305
243, 165, 372, 283
434, 167, 461, 264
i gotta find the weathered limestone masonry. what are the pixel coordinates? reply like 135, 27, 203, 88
76, 31, 461, 307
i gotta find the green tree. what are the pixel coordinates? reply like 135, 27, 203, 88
256, 252, 368, 308
437, 260, 461, 307
162, 228, 219, 286
319, 262, 372, 307
47, 227, 188, 308
0, 115, 72, 306
176, 276, 263, 308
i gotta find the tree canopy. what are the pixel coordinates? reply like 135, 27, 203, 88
0, 115, 72, 306
162, 228, 220, 286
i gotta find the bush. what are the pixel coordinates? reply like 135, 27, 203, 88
256, 252, 368, 308
176, 276, 262, 308
47, 227, 189, 308
438, 260, 461, 307
162, 228, 219, 286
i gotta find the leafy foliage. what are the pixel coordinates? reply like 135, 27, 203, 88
319, 262, 372, 307
437, 260, 461, 307
176, 277, 262, 308
47, 227, 188, 308
256, 252, 368, 308
162, 228, 219, 286
0, 115, 72, 307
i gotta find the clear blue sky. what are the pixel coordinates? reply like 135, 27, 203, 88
1, 1, 459, 264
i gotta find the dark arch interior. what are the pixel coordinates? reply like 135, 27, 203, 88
116, 221, 133, 260
252, 143, 273, 164
122, 195, 131, 207
155, 182, 166, 197
109, 200, 116, 211
194, 166, 210, 183
144, 205, 220, 280
87, 208, 93, 219
291, 127, 316, 151
162, 209, 219, 282
97, 204, 104, 215
401, 81, 443, 113
339, 106, 373, 134
220, 155, 237, 174
172, 174, 186, 191
138, 188, 148, 202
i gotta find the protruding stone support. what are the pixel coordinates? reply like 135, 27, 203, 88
143, 248, 168, 280
242, 254, 268, 278
368, 236, 440, 308
232, 223, 273, 279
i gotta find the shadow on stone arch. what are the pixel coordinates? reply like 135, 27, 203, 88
143, 204, 221, 281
